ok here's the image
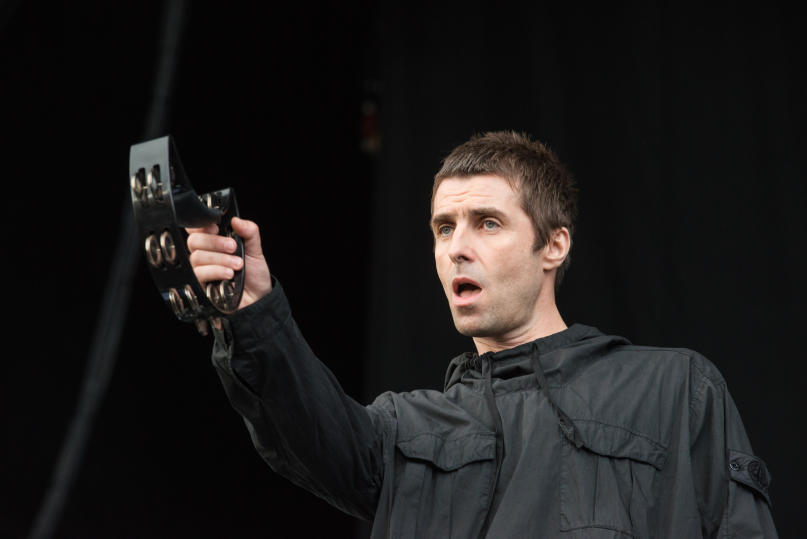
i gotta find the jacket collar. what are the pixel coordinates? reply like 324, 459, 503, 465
444, 324, 631, 393
484, 323, 596, 362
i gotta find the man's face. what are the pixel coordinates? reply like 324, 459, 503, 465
431, 174, 548, 338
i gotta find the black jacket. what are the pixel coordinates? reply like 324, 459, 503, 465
212, 279, 778, 538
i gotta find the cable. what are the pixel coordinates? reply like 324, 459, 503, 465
27, 2, 189, 538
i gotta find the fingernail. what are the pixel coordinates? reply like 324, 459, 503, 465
225, 268, 234, 278
226, 239, 236, 251
232, 257, 242, 268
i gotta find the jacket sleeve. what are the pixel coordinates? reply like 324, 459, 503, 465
689, 356, 778, 538
210, 278, 386, 521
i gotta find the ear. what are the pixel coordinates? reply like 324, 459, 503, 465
541, 227, 570, 271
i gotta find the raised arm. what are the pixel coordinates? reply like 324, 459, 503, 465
186, 219, 385, 521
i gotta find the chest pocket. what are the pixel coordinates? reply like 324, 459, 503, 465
391, 432, 496, 539
561, 420, 668, 539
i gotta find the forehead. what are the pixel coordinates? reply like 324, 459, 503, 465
433, 174, 519, 213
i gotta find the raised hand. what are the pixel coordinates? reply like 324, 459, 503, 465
186, 217, 272, 311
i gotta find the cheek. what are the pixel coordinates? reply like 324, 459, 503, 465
488, 247, 541, 287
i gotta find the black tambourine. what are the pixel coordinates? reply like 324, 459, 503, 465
129, 136, 244, 335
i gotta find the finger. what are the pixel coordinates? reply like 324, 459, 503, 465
185, 223, 219, 235
193, 264, 235, 284
189, 250, 244, 270
187, 231, 237, 254
231, 217, 263, 258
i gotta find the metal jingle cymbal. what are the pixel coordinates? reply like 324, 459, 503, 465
168, 288, 185, 318
219, 280, 238, 312
206, 281, 221, 307
160, 230, 177, 265
145, 234, 163, 268
131, 170, 147, 204
147, 166, 163, 201
184, 284, 200, 312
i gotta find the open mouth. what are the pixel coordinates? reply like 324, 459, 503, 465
457, 282, 481, 298
452, 278, 483, 304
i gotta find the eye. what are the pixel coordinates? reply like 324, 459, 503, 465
439, 225, 453, 236
483, 220, 499, 230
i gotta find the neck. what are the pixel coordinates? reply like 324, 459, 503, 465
472, 292, 567, 356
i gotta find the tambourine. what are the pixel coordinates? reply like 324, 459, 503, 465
129, 136, 245, 336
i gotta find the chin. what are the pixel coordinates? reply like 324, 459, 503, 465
453, 315, 497, 338
453, 305, 529, 339
451, 303, 494, 337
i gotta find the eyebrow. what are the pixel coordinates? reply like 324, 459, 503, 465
429, 206, 507, 229
468, 206, 507, 220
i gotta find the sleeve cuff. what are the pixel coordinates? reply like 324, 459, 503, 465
224, 276, 291, 351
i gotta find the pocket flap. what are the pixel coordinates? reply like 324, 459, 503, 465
575, 420, 668, 470
728, 449, 772, 507
396, 432, 496, 471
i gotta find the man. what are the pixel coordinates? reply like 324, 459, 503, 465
187, 132, 777, 538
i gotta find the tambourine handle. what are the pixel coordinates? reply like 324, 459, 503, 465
129, 136, 245, 333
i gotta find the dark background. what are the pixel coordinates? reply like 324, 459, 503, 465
1, 1, 804, 538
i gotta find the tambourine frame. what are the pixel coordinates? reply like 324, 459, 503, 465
129, 136, 245, 330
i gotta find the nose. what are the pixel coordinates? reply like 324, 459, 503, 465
447, 224, 475, 264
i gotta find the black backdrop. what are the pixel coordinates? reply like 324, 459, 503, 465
1, 1, 804, 538
365, 3, 806, 537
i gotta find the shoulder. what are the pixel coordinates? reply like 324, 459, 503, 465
565, 343, 728, 419
602, 344, 725, 386
562, 343, 730, 446
606, 345, 731, 418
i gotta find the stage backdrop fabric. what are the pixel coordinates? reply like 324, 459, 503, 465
363, 3, 806, 537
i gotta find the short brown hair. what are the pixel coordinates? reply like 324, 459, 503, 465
432, 131, 578, 289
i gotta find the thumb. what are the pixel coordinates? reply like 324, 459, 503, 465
231, 217, 264, 258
